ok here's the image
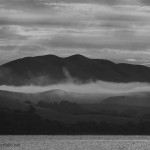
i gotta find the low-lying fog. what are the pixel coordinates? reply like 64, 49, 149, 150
0, 81, 149, 94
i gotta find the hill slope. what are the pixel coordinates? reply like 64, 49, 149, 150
0, 54, 150, 85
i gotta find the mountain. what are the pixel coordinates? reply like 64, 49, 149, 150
100, 93, 150, 107
82, 93, 150, 116
0, 54, 150, 85
0, 89, 113, 104
0, 89, 140, 125
36, 100, 89, 115
1, 89, 150, 135
36, 89, 114, 104
1, 88, 150, 118
2, 88, 150, 135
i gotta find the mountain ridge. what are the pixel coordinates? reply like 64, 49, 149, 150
0, 54, 150, 85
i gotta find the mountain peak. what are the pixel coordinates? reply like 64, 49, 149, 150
1, 54, 150, 86
66, 54, 88, 60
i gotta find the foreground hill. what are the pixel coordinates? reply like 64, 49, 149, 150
0, 54, 150, 85
0, 89, 112, 104
1, 89, 150, 134
1, 89, 150, 118
0, 89, 140, 125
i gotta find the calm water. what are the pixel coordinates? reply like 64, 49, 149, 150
0, 136, 150, 150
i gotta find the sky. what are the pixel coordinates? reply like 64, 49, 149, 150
0, 0, 150, 65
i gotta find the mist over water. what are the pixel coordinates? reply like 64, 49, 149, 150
0, 81, 149, 94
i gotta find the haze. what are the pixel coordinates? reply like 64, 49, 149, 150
0, 81, 150, 94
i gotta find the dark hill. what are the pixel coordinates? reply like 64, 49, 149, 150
100, 94, 150, 107
0, 54, 150, 85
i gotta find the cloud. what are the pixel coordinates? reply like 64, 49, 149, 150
43, 30, 150, 50
0, 2, 148, 27
0, 81, 150, 94
0, 0, 48, 11
141, 0, 150, 5
0, 0, 150, 65
40, 0, 141, 6
0, 65, 150, 94
0, 26, 24, 40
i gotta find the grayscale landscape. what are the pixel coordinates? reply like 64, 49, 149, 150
1, 0, 150, 149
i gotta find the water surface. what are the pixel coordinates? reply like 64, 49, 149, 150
0, 136, 150, 150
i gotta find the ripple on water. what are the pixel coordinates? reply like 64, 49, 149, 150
0, 136, 150, 150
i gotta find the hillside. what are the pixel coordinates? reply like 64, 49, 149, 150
0, 54, 150, 85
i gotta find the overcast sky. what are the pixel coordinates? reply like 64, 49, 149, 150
0, 0, 150, 65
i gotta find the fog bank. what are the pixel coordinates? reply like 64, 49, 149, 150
0, 81, 149, 94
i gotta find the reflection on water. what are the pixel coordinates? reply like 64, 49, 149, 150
0, 136, 150, 150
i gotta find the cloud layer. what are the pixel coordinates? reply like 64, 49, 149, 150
0, 0, 150, 65
0, 81, 149, 94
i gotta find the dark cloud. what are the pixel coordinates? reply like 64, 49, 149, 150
0, 45, 43, 52
59, 0, 118, 5
0, 9, 146, 29
141, 0, 150, 5
0, 46, 18, 51
0, 0, 149, 65
0, 0, 141, 8
94, 0, 119, 5
0, 26, 25, 40
0, 17, 83, 27
47, 33, 150, 51
0, 0, 47, 11
40, 0, 139, 5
